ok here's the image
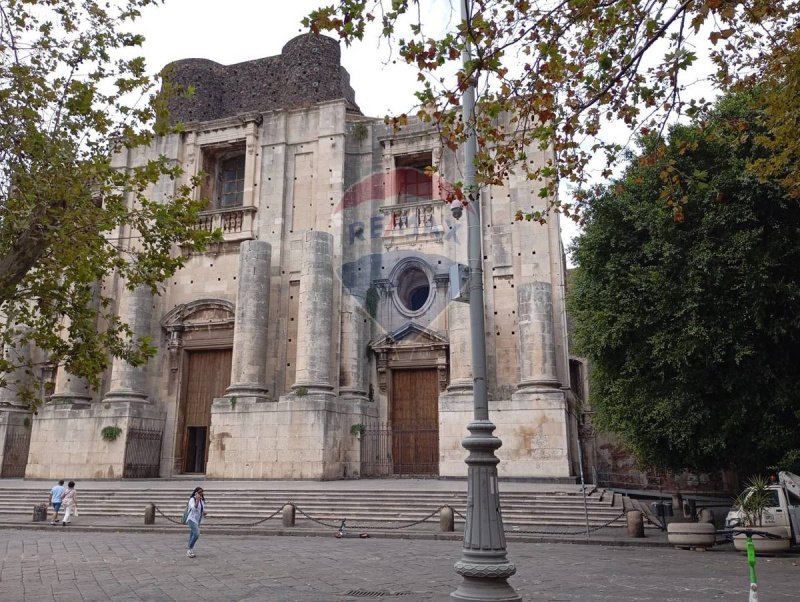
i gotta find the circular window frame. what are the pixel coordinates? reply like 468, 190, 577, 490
390, 259, 435, 318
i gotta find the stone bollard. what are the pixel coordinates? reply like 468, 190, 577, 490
144, 503, 155, 525
699, 508, 715, 524
626, 510, 644, 538
440, 506, 455, 532
33, 504, 48, 522
282, 503, 296, 528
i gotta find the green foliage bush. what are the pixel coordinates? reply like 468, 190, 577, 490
570, 92, 800, 474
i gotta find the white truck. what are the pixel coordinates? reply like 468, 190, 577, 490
725, 471, 800, 550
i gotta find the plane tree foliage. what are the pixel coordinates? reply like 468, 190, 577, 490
0, 0, 211, 406
568, 92, 800, 474
306, 1, 800, 220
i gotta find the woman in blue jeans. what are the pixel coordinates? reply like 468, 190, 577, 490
185, 487, 206, 558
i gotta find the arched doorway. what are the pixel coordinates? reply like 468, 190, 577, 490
162, 299, 235, 474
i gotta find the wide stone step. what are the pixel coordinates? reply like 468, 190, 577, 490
0, 485, 624, 528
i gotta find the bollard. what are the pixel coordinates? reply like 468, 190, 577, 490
440, 505, 455, 532
626, 510, 644, 538
685, 498, 697, 519
144, 503, 155, 525
282, 503, 296, 528
32, 504, 48, 522
672, 493, 683, 516
699, 508, 715, 524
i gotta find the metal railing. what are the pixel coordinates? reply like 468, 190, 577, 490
1, 425, 31, 478
123, 428, 163, 478
360, 422, 439, 477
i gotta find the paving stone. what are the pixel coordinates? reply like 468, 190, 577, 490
0, 529, 799, 600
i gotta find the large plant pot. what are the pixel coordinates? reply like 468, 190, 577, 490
733, 526, 792, 555
667, 522, 716, 550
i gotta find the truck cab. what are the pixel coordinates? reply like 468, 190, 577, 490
725, 471, 800, 546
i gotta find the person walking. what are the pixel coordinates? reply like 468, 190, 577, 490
61, 481, 78, 526
185, 487, 206, 558
48, 480, 65, 525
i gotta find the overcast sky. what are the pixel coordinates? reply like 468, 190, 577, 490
135, 1, 716, 261
136, 0, 449, 117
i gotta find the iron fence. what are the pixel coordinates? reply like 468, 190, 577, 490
123, 428, 163, 478
360, 422, 439, 477
1, 425, 31, 478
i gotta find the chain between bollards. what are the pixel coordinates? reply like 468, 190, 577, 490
148, 502, 625, 537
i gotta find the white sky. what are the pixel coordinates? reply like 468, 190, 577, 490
136, 0, 717, 264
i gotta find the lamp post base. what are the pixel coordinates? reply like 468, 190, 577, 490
451, 576, 522, 602
451, 420, 521, 602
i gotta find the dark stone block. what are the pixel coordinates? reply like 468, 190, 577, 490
165, 34, 360, 124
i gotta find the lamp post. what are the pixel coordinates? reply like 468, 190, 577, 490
450, 1, 521, 600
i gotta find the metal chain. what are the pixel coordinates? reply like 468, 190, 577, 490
293, 505, 346, 529
153, 502, 288, 527
153, 505, 185, 525
506, 512, 625, 536
242, 503, 288, 526
153, 503, 626, 536
339, 505, 448, 531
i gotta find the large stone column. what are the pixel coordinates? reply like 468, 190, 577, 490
0, 333, 32, 408
103, 284, 153, 404
50, 319, 93, 407
226, 240, 271, 399
446, 301, 473, 392
516, 281, 559, 390
339, 292, 369, 400
293, 231, 335, 395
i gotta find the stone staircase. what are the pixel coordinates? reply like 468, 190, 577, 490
0, 485, 625, 530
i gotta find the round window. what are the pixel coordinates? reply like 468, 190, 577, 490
396, 265, 431, 313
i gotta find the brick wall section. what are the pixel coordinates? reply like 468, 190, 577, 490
166, 34, 359, 124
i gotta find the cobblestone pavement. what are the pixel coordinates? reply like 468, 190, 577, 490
0, 529, 798, 601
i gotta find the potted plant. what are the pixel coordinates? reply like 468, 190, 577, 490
730, 475, 792, 554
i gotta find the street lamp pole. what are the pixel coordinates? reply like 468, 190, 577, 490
451, 1, 521, 601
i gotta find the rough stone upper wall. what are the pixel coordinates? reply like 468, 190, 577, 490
166, 34, 359, 124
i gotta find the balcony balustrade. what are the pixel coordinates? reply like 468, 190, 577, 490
193, 206, 256, 242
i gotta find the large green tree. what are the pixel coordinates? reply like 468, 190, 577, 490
569, 92, 800, 473
0, 0, 210, 406
307, 1, 800, 219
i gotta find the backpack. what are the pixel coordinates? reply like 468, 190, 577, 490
181, 501, 190, 524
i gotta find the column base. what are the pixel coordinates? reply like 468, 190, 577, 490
291, 383, 335, 401
516, 379, 560, 393
102, 389, 149, 405
225, 382, 270, 400
338, 388, 369, 403
48, 394, 93, 409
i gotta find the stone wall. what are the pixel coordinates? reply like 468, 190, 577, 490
439, 394, 572, 479
205, 395, 377, 479
25, 403, 165, 479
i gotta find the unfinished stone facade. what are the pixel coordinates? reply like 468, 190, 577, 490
9, 34, 578, 481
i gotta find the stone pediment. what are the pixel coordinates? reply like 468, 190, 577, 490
370, 322, 448, 352
161, 298, 235, 332
370, 323, 449, 393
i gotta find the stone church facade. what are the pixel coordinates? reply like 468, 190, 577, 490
1, 34, 578, 481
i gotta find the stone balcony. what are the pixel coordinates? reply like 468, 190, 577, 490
379, 199, 445, 246
193, 206, 257, 243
